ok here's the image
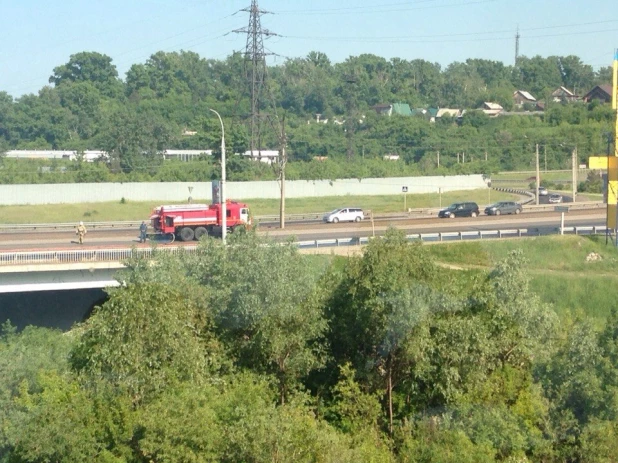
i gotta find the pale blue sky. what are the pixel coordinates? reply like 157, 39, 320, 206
0, 0, 616, 97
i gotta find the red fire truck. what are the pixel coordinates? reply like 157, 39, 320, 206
150, 201, 251, 242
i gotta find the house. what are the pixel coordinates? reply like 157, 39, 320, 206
314, 114, 328, 124
427, 108, 463, 122
481, 102, 503, 117
243, 150, 279, 164
383, 155, 400, 161
371, 103, 412, 116
551, 86, 579, 103
583, 85, 613, 103
313, 156, 328, 162
513, 90, 536, 107
182, 128, 197, 136
164, 150, 212, 161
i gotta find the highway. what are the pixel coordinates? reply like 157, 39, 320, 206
0, 209, 606, 251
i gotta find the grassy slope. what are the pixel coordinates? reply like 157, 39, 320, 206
0, 189, 514, 224
426, 235, 618, 323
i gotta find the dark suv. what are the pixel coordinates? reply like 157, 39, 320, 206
438, 202, 480, 218
484, 201, 522, 216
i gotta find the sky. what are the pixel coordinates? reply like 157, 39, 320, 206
0, 0, 617, 97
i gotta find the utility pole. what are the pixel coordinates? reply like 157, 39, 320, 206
514, 26, 520, 66
536, 143, 541, 206
437, 150, 440, 168
572, 146, 578, 203
209, 109, 226, 245
544, 144, 547, 172
344, 73, 358, 160
457, 152, 460, 163
278, 114, 287, 229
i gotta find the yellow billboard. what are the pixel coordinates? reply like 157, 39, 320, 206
589, 156, 610, 169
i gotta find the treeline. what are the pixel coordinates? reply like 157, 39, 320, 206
2, 230, 618, 462
0, 50, 615, 183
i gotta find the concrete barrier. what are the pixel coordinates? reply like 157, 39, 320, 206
0, 175, 487, 205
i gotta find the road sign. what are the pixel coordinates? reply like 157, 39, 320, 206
402, 186, 408, 193
554, 206, 569, 213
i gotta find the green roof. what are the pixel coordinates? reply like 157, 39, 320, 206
391, 103, 412, 116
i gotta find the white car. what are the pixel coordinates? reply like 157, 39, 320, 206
549, 194, 563, 204
323, 208, 364, 223
537, 187, 549, 196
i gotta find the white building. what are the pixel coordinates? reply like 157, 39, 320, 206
5, 150, 77, 160
4, 150, 110, 162
243, 150, 280, 164
163, 149, 212, 161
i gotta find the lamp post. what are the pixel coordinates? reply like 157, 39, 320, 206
209, 109, 226, 245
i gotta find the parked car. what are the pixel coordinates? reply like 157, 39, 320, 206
484, 201, 522, 216
549, 194, 563, 204
438, 202, 480, 218
537, 186, 549, 196
323, 207, 364, 223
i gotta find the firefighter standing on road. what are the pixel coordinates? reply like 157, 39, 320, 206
76, 221, 87, 244
139, 221, 148, 243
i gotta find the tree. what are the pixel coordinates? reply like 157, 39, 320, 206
50, 51, 122, 98
188, 233, 329, 405
70, 281, 220, 404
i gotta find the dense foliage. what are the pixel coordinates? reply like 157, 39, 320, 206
0, 51, 615, 183
3, 230, 618, 462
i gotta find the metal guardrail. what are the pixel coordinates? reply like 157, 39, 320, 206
0, 246, 194, 266
0, 225, 610, 267
0, 213, 326, 232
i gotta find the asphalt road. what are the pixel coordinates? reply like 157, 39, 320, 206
0, 209, 606, 252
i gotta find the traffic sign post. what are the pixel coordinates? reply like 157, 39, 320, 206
402, 186, 408, 211
555, 206, 569, 235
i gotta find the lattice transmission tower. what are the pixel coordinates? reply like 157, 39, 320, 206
233, 0, 279, 152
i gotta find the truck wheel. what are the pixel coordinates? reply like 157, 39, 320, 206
354, 216, 362, 222
471, 212, 478, 218
194, 227, 208, 240
332, 217, 339, 223
179, 227, 195, 242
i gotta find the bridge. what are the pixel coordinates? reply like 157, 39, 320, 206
0, 209, 609, 294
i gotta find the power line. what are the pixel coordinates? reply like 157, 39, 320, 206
276, 0, 498, 15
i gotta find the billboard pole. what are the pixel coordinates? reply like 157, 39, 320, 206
607, 48, 618, 246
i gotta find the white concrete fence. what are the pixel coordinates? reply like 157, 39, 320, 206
0, 175, 487, 205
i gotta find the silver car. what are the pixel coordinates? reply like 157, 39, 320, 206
484, 201, 522, 215
549, 194, 563, 204
323, 208, 364, 223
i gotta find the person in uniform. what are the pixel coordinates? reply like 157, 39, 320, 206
139, 221, 148, 243
76, 221, 87, 244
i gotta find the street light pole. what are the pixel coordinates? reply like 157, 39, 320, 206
209, 109, 226, 245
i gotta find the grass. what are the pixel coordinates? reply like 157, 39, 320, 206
0, 189, 516, 224
425, 235, 618, 323
492, 170, 587, 182
491, 170, 587, 188
529, 274, 618, 321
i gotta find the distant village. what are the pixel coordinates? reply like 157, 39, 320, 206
2, 84, 613, 165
